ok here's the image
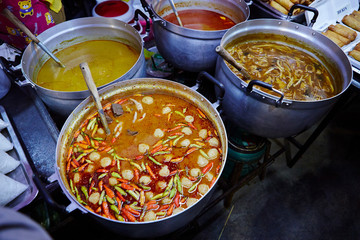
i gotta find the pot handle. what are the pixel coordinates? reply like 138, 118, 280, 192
286, 4, 319, 27
139, 0, 155, 19
246, 80, 284, 107
132, 9, 151, 40
193, 71, 225, 113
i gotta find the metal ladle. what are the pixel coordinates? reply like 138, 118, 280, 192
215, 45, 251, 80
1, 8, 65, 68
168, 0, 183, 27
80, 62, 111, 135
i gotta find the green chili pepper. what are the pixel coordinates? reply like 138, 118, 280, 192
130, 161, 143, 172
98, 173, 107, 179
175, 174, 183, 194
148, 156, 162, 166
151, 193, 164, 200
81, 186, 88, 200
138, 183, 151, 190
189, 144, 203, 149
156, 211, 166, 216
106, 195, 115, 205
92, 123, 98, 137
93, 137, 104, 141
175, 110, 185, 117
169, 186, 177, 199
173, 135, 184, 146
116, 215, 125, 221
199, 149, 210, 159
188, 178, 202, 193
115, 186, 127, 196
165, 177, 174, 193
111, 172, 122, 179
153, 151, 171, 156
70, 179, 75, 193
76, 152, 88, 162
127, 190, 140, 200
99, 190, 105, 205
110, 205, 120, 215
141, 162, 146, 172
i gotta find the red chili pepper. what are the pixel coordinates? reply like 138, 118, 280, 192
146, 204, 159, 211
116, 196, 122, 211
111, 137, 116, 143
134, 168, 139, 183
96, 168, 109, 173
202, 162, 213, 175
150, 144, 163, 155
216, 165, 221, 175
167, 203, 174, 216
121, 208, 136, 222
124, 205, 140, 216
116, 191, 126, 202
135, 155, 144, 160
157, 204, 170, 211
78, 163, 89, 172
210, 176, 217, 188
102, 201, 111, 219
98, 180, 104, 192
104, 185, 115, 199
174, 193, 180, 208
146, 165, 157, 180
121, 183, 135, 190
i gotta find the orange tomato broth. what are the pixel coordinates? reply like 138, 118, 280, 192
66, 93, 223, 222
36, 40, 139, 92
163, 9, 237, 30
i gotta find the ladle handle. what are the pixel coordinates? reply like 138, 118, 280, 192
80, 62, 111, 135
1, 8, 40, 44
216, 45, 251, 80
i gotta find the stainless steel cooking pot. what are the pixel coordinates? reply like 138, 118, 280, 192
214, 17, 353, 138
20, 17, 147, 117
141, 0, 250, 72
55, 78, 228, 238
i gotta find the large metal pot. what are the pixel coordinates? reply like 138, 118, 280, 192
214, 18, 353, 138
55, 78, 228, 238
141, 0, 250, 72
20, 17, 147, 117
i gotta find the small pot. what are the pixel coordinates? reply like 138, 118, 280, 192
92, 0, 135, 23
55, 78, 228, 238
141, 0, 250, 72
19, 17, 148, 117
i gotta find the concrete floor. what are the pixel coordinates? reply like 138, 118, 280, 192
190, 86, 360, 240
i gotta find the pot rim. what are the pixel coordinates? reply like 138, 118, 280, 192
150, 0, 250, 38
219, 18, 353, 104
55, 78, 228, 225
21, 17, 145, 96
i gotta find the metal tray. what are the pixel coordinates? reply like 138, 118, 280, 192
0, 105, 38, 210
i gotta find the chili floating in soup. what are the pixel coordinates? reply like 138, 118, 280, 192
226, 40, 337, 101
36, 40, 139, 92
66, 94, 222, 222
163, 9, 236, 30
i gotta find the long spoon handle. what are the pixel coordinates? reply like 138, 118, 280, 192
1, 8, 65, 68
80, 62, 111, 135
216, 45, 251, 80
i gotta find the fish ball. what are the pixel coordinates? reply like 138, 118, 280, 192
138, 143, 150, 154
76, 134, 84, 142
144, 211, 157, 222
198, 184, 210, 195
154, 128, 164, 138
208, 137, 219, 147
73, 173, 80, 183
180, 139, 191, 147
97, 128, 105, 135
89, 192, 100, 205
157, 181, 167, 190
181, 127, 192, 135
199, 129, 208, 139
185, 115, 194, 123
181, 177, 193, 188
100, 157, 112, 168
162, 106, 171, 114
197, 155, 209, 167
205, 172, 214, 182
145, 191, 154, 201
208, 148, 219, 160
85, 164, 95, 173
172, 207, 184, 215
122, 169, 134, 180
161, 197, 172, 205
139, 175, 152, 185
186, 198, 198, 207
190, 168, 201, 178
142, 96, 154, 105
89, 151, 101, 161
159, 165, 170, 177
108, 177, 118, 186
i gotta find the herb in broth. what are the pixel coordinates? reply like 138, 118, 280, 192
65, 94, 222, 222
226, 41, 336, 101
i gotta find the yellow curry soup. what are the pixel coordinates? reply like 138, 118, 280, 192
65, 93, 222, 222
36, 40, 139, 92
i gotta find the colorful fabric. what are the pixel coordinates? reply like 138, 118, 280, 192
0, 0, 58, 50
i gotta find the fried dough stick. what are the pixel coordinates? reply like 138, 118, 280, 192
322, 31, 345, 47
349, 49, 360, 62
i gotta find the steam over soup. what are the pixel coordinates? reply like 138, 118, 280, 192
36, 40, 139, 92
226, 40, 339, 101
65, 94, 223, 222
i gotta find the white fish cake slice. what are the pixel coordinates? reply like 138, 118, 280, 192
0, 150, 19, 174
0, 119, 9, 130
0, 133, 12, 151
0, 173, 28, 206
